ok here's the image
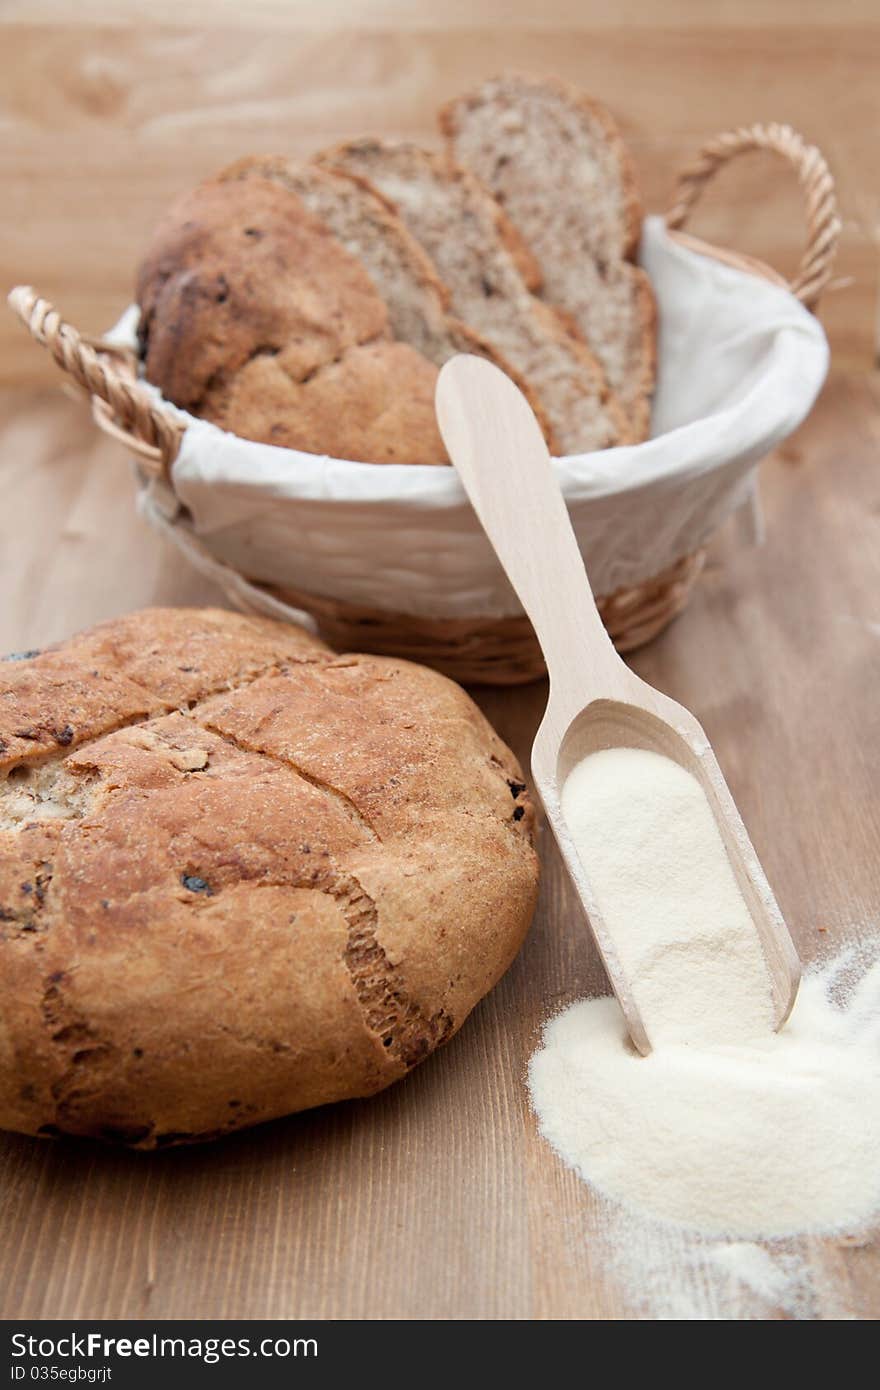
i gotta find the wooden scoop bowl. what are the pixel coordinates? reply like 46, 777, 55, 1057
435, 354, 800, 1055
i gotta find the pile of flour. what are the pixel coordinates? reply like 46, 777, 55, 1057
560, 747, 777, 1048
528, 748, 880, 1241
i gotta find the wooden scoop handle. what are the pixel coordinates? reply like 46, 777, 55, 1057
436, 355, 625, 718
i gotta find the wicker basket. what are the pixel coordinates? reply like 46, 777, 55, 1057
9, 123, 839, 684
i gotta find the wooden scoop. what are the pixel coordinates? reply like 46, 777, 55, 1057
435, 354, 800, 1055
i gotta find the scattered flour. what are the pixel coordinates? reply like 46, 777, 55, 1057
597, 1206, 830, 1320
707, 1241, 803, 1307
531, 943, 880, 1315
560, 747, 775, 1046
529, 958, 880, 1236
529, 745, 880, 1298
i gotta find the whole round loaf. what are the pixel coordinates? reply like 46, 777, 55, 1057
0, 609, 538, 1146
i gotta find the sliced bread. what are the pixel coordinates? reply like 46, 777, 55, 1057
218, 155, 556, 449
319, 138, 630, 454
441, 74, 656, 441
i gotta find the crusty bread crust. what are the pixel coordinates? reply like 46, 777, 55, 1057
628, 265, 658, 442
0, 609, 538, 1146
137, 177, 387, 412
441, 73, 657, 441
495, 211, 543, 292
202, 339, 451, 465
137, 176, 450, 464
319, 138, 631, 453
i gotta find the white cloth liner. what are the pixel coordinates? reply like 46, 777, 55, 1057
130, 216, 828, 620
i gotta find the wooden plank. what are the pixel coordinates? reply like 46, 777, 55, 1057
0, 12, 876, 383
0, 374, 878, 1318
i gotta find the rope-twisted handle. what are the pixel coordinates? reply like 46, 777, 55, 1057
7, 286, 182, 475
666, 123, 840, 308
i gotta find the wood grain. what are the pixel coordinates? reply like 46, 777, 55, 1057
0, 1, 877, 384
0, 373, 878, 1318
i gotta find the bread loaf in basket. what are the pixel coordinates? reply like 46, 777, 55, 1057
9, 119, 838, 683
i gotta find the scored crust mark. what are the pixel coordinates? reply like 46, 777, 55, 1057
0, 651, 330, 802
333, 872, 453, 1067
193, 715, 380, 843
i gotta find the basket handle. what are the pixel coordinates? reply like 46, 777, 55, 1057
7, 286, 182, 477
666, 122, 840, 309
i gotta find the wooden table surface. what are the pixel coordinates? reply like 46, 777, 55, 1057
1, 373, 879, 1320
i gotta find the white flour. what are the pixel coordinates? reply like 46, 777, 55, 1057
529, 747, 880, 1259
560, 747, 774, 1047
529, 958, 880, 1237
596, 1205, 846, 1319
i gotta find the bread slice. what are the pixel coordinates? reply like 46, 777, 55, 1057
319, 138, 630, 454
441, 74, 657, 440
218, 155, 556, 449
